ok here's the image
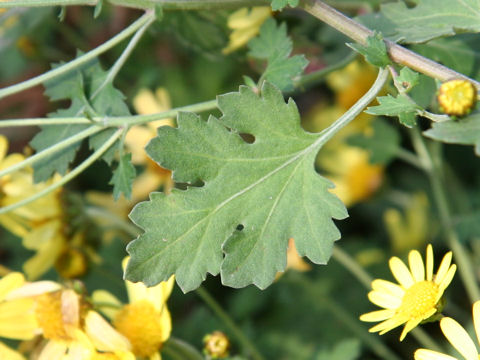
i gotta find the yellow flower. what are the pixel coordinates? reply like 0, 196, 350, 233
0, 342, 26, 360
360, 245, 456, 341
203, 331, 230, 359
438, 79, 476, 117
222, 7, 271, 54
415, 301, 480, 360
384, 192, 430, 254
319, 145, 383, 207
92, 257, 174, 360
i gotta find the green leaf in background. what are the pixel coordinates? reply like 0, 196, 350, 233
396, 67, 419, 93
347, 32, 391, 68
366, 94, 420, 128
110, 153, 136, 201
271, 0, 299, 11
424, 113, 480, 156
30, 55, 130, 182
316, 339, 361, 360
381, 0, 480, 44
348, 119, 400, 165
126, 82, 347, 292
248, 18, 308, 92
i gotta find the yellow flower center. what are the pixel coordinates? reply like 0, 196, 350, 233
397, 281, 439, 319
438, 79, 476, 116
35, 292, 71, 341
91, 354, 122, 360
113, 300, 165, 357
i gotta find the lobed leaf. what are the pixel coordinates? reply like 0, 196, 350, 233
347, 32, 391, 68
271, 0, 299, 11
126, 82, 347, 292
110, 153, 136, 201
366, 94, 420, 128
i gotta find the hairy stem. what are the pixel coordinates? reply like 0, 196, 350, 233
196, 287, 265, 360
0, 11, 155, 100
0, 129, 123, 215
299, 0, 480, 90
411, 128, 480, 303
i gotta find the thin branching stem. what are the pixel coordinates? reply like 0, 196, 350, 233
0, 11, 155, 100
0, 129, 123, 215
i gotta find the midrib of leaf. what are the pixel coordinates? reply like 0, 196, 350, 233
134, 68, 388, 270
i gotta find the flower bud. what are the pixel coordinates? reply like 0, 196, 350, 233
203, 331, 230, 359
437, 79, 476, 117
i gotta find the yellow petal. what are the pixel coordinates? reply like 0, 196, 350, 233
23, 235, 65, 280
85, 311, 131, 352
474, 300, 480, 348
400, 317, 423, 341
0, 135, 8, 162
133, 89, 164, 115
389, 256, 414, 288
0, 299, 38, 340
369, 315, 406, 334
150, 352, 161, 360
61, 289, 80, 329
368, 290, 402, 309
440, 317, 478, 360
38, 340, 67, 360
371, 279, 404, 298
409, 250, 425, 282
414, 349, 457, 360
91, 290, 123, 320
0, 272, 25, 301
437, 265, 456, 299
6, 281, 61, 300
359, 309, 395, 322
435, 252, 452, 285
0, 342, 26, 360
426, 244, 434, 281
159, 307, 172, 342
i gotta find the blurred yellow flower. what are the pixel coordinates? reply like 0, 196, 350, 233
415, 301, 480, 360
438, 79, 476, 117
360, 245, 456, 341
222, 7, 271, 54
384, 192, 430, 254
304, 60, 385, 207
0, 342, 25, 360
92, 257, 174, 360
203, 331, 230, 359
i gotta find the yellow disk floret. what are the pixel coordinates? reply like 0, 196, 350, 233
438, 79, 476, 117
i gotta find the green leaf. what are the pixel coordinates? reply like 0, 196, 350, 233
347, 32, 391, 68
31, 55, 130, 182
396, 67, 419, 93
126, 82, 347, 292
424, 113, 480, 156
347, 119, 400, 164
366, 94, 420, 128
248, 18, 308, 92
381, 0, 480, 44
110, 153, 136, 201
271, 0, 299, 11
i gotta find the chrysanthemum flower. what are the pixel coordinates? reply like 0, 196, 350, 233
415, 300, 480, 360
437, 79, 476, 117
360, 245, 456, 340
92, 257, 174, 360
222, 7, 271, 54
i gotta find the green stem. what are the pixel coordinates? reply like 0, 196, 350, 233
298, 0, 480, 90
410, 128, 480, 303
0, 126, 101, 179
90, 12, 155, 100
1, 0, 269, 9
163, 337, 204, 360
396, 148, 424, 170
317, 67, 389, 147
195, 287, 265, 360
332, 245, 444, 352
0, 129, 122, 215
0, 11, 155, 100
0, 100, 218, 127
293, 51, 357, 90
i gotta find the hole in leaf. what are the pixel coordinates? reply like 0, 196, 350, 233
239, 133, 255, 144
236, 224, 244, 231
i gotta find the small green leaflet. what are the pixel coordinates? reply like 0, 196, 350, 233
381, 0, 480, 43
424, 113, 480, 156
348, 119, 400, 165
271, 0, 299, 11
396, 67, 419, 94
347, 32, 391, 68
248, 18, 308, 92
126, 82, 347, 292
366, 94, 420, 128
31, 54, 130, 182
110, 153, 136, 201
